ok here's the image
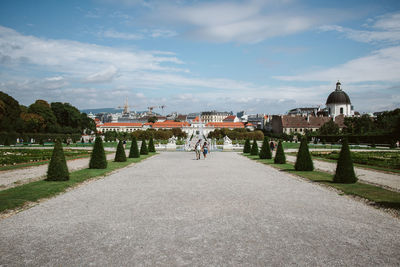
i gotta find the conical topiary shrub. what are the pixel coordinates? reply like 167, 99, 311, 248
259, 136, 272, 159
274, 140, 286, 164
89, 136, 107, 169
129, 136, 140, 158
148, 137, 156, 153
46, 139, 69, 181
295, 137, 314, 171
114, 140, 127, 162
334, 138, 357, 183
243, 138, 251, 153
250, 139, 259, 156
140, 139, 148, 155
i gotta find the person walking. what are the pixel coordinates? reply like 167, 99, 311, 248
202, 141, 209, 159
270, 140, 275, 151
195, 140, 201, 160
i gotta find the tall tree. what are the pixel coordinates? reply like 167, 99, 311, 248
89, 136, 107, 169
250, 139, 259, 156
129, 136, 140, 158
0, 91, 22, 132
114, 140, 127, 162
334, 139, 357, 183
46, 139, 69, 181
259, 136, 272, 159
295, 137, 314, 171
28, 100, 57, 132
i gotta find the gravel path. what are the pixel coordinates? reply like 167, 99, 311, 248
285, 155, 400, 191
0, 152, 399, 266
0, 152, 117, 190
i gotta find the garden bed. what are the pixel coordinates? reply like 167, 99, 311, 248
0, 149, 91, 167
310, 151, 400, 170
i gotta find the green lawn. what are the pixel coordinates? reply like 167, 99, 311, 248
243, 154, 400, 211
0, 153, 156, 213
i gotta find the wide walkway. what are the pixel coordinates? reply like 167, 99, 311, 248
0, 152, 399, 266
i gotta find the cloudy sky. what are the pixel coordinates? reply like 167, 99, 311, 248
1, 0, 399, 114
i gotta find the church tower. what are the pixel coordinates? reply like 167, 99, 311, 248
326, 81, 354, 117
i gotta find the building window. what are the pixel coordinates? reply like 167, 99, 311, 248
328, 108, 331, 115
340, 107, 343, 114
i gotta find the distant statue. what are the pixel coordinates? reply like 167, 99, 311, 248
168, 136, 177, 144
223, 135, 232, 145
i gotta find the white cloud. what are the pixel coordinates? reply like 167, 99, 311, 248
84, 66, 118, 83
102, 29, 143, 40
275, 46, 400, 83
150, 29, 177, 38
153, 1, 337, 43
0, 25, 184, 76
319, 12, 400, 43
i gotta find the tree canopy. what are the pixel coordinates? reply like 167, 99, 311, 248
0, 91, 96, 134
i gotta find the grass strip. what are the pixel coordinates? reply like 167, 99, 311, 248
287, 152, 400, 174
0, 153, 156, 213
243, 154, 400, 211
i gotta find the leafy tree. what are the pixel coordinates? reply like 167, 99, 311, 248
114, 140, 127, 162
334, 139, 357, 183
250, 139, 259, 156
274, 140, 286, 164
140, 139, 148, 155
89, 136, 107, 169
148, 116, 157, 123
0, 91, 22, 132
28, 100, 57, 132
259, 136, 272, 159
148, 137, 156, 152
295, 137, 314, 171
129, 136, 140, 158
319, 119, 339, 135
46, 139, 69, 181
243, 138, 251, 153
20, 112, 45, 133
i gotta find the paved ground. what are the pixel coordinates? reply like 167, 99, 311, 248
285, 154, 400, 192
0, 152, 399, 266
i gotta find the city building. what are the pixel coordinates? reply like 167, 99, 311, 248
200, 111, 231, 123
326, 81, 354, 117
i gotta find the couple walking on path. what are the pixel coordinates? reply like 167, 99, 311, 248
195, 140, 209, 160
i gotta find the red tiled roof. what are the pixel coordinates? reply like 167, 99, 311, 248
192, 116, 200, 122
246, 123, 254, 126
223, 115, 236, 122
99, 123, 143, 127
206, 122, 245, 128
152, 120, 190, 128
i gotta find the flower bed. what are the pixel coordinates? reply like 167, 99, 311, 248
311, 151, 400, 170
0, 149, 90, 166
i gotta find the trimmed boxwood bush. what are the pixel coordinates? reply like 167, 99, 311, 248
148, 137, 156, 153
250, 139, 259, 156
295, 137, 314, 171
334, 138, 357, 183
46, 139, 69, 181
243, 138, 251, 153
274, 140, 286, 164
114, 140, 127, 162
129, 136, 140, 158
140, 139, 148, 155
89, 136, 107, 169
259, 136, 272, 159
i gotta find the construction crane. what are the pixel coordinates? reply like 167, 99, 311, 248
117, 97, 135, 115
147, 106, 158, 115
159, 105, 166, 115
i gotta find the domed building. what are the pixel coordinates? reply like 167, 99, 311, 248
326, 81, 354, 117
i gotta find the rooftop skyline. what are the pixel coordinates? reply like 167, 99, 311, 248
1, 0, 399, 114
